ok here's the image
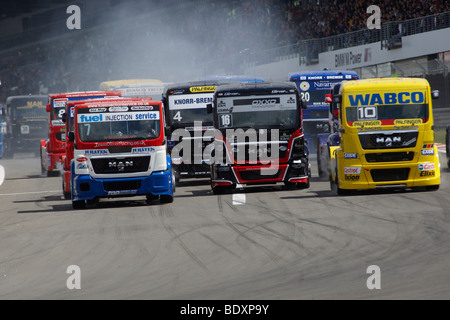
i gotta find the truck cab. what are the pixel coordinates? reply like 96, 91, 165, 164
69, 97, 174, 209
3, 95, 48, 158
41, 91, 121, 176
207, 82, 309, 194
329, 77, 440, 194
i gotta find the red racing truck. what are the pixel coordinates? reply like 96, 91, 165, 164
41, 91, 121, 176
68, 97, 174, 209
206, 82, 309, 194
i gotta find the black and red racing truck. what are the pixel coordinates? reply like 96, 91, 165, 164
40, 91, 121, 176
2, 95, 48, 158
206, 82, 310, 194
68, 97, 174, 209
162, 78, 264, 185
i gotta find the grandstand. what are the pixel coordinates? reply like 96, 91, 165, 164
0, 0, 449, 125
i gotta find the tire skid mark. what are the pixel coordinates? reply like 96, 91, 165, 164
158, 204, 209, 272
199, 232, 242, 259
217, 195, 285, 268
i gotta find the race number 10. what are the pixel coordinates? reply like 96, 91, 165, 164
357, 106, 377, 120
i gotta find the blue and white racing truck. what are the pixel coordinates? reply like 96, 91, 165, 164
69, 97, 174, 209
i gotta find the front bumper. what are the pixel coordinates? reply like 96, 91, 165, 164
71, 170, 173, 201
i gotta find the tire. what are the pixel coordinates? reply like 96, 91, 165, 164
62, 178, 71, 200
3, 141, 13, 159
160, 194, 174, 204
47, 170, 60, 177
335, 168, 352, 195
40, 150, 46, 175
146, 194, 159, 201
72, 200, 86, 209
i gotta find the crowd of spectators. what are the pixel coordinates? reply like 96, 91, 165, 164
0, 0, 449, 103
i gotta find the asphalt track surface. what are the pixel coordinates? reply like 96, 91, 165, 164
0, 151, 449, 300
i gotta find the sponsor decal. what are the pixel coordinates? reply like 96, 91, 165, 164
109, 106, 129, 112
420, 170, 435, 177
353, 120, 382, 127
421, 149, 434, 155
190, 86, 217, 93
348, 92, 425, 106
78, 112, 159, 123
418, 163, 435, 171
394, 119, 423, 125
299, 81, 310, 91
53, 99, 68, 108
131, 106, 153, 111
85, 149, 109, 155
107, 190, 138, 196
344, 167, 361, 174
423, 144, 433, 148
89, 108, 107, 113
132, 147, 156, 153
345, 174, 360, 181
344, 153, 358, 159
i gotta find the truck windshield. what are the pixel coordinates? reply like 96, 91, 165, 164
217, 94, 299, 129
167, 93, 214, 128
77, 109, 161, 142
9, 98, 47, 119
346, 103, 428, 125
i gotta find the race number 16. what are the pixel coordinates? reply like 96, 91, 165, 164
220, 114, 232, 127
357, 106, 377, 120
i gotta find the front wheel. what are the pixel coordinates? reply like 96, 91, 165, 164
72, 200, 86, 209
160, 194, 174, 204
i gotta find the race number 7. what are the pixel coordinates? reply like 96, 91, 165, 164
357, 106, 377, 120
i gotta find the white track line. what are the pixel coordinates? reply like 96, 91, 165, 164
232, 184, 246, 205
0, 190, 60, 196
0, 165, 4, 186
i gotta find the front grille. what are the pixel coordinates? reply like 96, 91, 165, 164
371, 168, 410, 182
231, 143, 288, 163
359, 130, 418, 149
103, 180, 141, 191
365, 152, 415, 163
239, 169, 281, 181
91, 156, 150, 174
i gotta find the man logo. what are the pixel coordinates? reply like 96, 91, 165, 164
109, 161, 134, 172
376, 136, 401, 147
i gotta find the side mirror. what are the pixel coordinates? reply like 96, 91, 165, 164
333, 95, 342, 103
206, 103, 213, 114
46, 104, 51, 112
301, 98, 307, 109
325, 94, 332, 104
68, 131, 75, 142
431, 90, 439, 100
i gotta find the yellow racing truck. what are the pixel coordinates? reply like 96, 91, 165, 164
329, 77, 440, 194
